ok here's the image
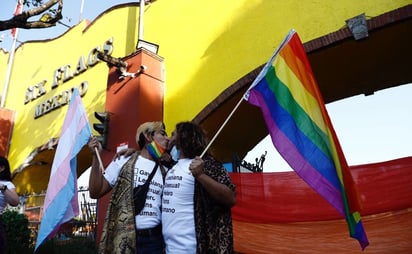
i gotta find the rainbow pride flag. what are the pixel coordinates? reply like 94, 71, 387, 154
244, 30, 369, 250
147, 141, 165, 161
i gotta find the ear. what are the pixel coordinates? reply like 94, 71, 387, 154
144, 132, 153, 143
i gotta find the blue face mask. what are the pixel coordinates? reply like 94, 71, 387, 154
170, 145, 180, 161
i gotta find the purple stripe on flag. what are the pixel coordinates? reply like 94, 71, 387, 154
43, 116, 91, 210
248, 89, 344, 215
245, 30, 368, 250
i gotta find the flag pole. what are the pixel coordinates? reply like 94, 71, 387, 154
94, 147, 105, 173
200, 95, 244, 158
138, 0, 145, 40
1, 32, 18, 108
79, 0, 85, 23
1, 0, 23, 108
91, 135, 105, 173
199, 30, 296, 158
1, 20, 21, 108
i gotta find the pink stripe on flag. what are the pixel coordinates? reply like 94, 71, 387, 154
43, 97, 90, 210
35, 89, 92, 251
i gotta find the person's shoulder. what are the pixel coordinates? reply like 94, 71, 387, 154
109, 155, 131, 169
204, 154, 221, 163
0, 180, 15, 189
6, 181, 15, 189
135, 154, 156, 167
204, 155, 224, 169
116, 155, 130, 163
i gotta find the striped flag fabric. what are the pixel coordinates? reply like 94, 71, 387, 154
244, 29, 369, 250
35, 88, 92, 251
147, 141, 165, 160
11, 0, 23, 38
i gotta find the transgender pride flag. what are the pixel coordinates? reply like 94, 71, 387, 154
35, 88, 92, 251
244, 30, 369, 250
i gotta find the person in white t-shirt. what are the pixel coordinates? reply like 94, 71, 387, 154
0, 156, 20, 253
88, 122, 169, 254
162, 122, 236, 254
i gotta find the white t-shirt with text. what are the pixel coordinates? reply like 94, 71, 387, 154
162, 158, 196, 254
104, 155, 163, 230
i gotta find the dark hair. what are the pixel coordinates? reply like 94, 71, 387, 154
0, 156, 12, 181
138, 133, 147, 149
175, 122, 208, 159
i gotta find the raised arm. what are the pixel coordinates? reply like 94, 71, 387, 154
88, 136, 112, 199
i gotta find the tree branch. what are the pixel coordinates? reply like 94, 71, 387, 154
0, 0, 63, 31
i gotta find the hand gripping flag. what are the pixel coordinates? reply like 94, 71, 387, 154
35, 88, 92, 251
244, 29, 369, 250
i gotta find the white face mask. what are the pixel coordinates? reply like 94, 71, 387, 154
170, 145, 180, 161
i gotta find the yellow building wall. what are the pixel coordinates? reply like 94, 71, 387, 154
0, 1, 409, 174
2, 10, 143, 172
145, 0, 410, 129
0, 49, 9, 102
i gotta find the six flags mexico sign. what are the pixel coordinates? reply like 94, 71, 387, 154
22, 38, 114, 119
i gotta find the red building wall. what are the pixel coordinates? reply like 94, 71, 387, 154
95, 49, 165, 243
0, 108, 15, 158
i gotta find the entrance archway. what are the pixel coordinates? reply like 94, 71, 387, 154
193, 7, 412, 166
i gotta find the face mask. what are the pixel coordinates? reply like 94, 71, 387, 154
170, 145, 180, 161
147, 141, 165, 160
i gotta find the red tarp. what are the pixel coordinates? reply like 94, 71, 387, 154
230, 157, 412, 253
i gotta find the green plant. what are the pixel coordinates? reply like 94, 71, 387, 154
2, 209, 31, 254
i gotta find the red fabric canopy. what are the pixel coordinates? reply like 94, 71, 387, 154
230, 157, 412, 253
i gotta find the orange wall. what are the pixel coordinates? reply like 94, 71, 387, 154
0, 108, 15, 157
94, 48, 165, 245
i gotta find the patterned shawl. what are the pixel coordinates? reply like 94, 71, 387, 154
194, 154, 236, 254
99, 153, 139, 254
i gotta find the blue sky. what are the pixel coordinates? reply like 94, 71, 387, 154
2, 1, 411, 172
1, 0, 134, 50
245, 83, 412, 172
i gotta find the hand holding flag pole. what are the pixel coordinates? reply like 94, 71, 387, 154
90, 135, 105, 173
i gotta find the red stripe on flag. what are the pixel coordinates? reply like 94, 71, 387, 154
11, 2, 23, 38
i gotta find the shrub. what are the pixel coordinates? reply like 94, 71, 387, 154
35, 237, 97, 254
2, 209, 31, 254
2, 210, 97, 253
